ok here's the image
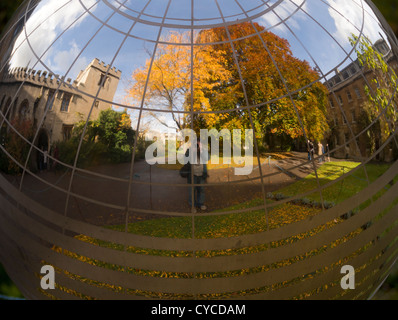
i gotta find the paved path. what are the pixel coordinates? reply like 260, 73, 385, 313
14, 152, 331, 226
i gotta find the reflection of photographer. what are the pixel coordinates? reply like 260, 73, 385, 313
182, 142, 209, 212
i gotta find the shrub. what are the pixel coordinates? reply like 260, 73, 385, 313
323, 201, 336, 209
56, 109, 136, 168
0, 118, 34, 174
266, 192, 274, 200
275, 193, 286, 201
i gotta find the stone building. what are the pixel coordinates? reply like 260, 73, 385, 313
0, 58, 121, 154
325, 38, 398, 161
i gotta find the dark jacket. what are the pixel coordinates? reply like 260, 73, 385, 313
184, 147, 208, 182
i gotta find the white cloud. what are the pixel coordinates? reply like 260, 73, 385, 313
49, 40, 89, 77
325, 0, 381, 44
9, 0, 96, 76
260, 0, 309, 33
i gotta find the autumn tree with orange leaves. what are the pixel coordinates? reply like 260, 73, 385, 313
128, 23, 329, 148
196, 22, 329, 146
128, 32, 231, 132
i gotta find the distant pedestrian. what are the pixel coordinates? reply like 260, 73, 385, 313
308, 140, 314, 161
325, 143, 330, 162
318, 142, 323, 163
307, 140, 314, 161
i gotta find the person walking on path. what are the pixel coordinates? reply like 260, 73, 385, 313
185, 142, 209, 212
307, 140, 314, 161
325, 143, 331, 162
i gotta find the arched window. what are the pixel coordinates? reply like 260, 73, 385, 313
46, 89, 55, 111
19, 99, 29, 119
60, 93, 72, 112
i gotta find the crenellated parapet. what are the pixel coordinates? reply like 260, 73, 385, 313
90, 58, 122, 78
2, 58, 121, 92
3, 66, 75, 90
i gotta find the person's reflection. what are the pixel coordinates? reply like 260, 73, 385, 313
185, 141, 209, 212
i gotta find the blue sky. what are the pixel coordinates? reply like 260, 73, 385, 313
7, 0, 392, 132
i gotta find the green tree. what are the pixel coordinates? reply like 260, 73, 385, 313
351, 34, 398, 156
57, 109, 135, 167
95, 108, 135, 150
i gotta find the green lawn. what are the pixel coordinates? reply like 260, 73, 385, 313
116, 161, 394, 240
275, 161, 393, 205
109, 201, 321, 240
